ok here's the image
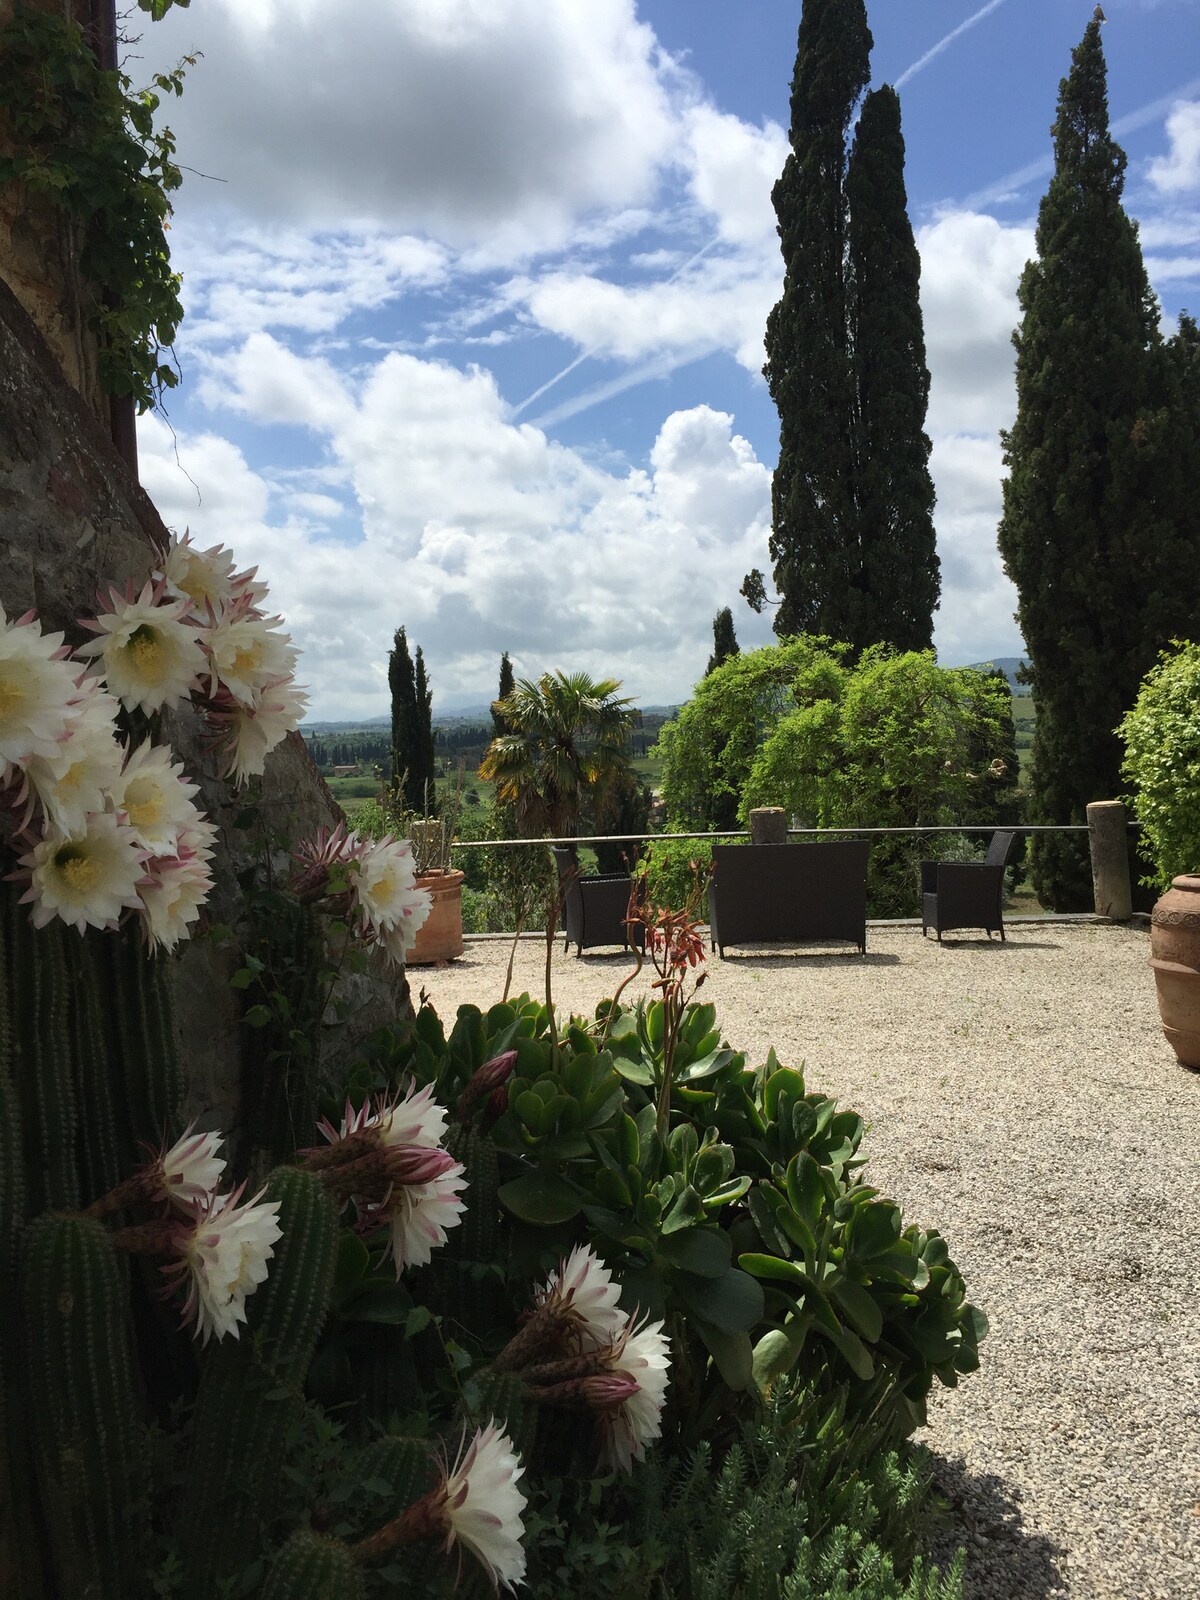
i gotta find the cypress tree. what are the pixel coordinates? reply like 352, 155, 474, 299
764, 0, 870, 643
763, 1, 937, 653
492, 652, 516, 738
706, 608, 740, 675
846, 85, 938, 651
388, 627, 415, 796
412, 646, 437, 813
997, 20, 1191, 909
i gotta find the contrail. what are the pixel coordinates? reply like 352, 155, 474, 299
509, 236, 719, 419
962, 73, 1200, 210
894, 0, 1008, 91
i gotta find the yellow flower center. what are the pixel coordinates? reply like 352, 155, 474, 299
124, 625, 167, 681
123, 776, 163, 833
54, 845, 100, 894
231, 642, 263, 679
0, 673, 25, 719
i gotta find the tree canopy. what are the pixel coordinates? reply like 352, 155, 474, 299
997, 19, 1197, 908
479, 671, 636, 839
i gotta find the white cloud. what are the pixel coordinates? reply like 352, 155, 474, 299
137, 0, 683, 259
917, 210, 1034, 438
930, 435, 1023, 667
139, 357, 775, 717
509, 251, 781, 375
1147, 100, 1200, 194
684, 106, 789, 247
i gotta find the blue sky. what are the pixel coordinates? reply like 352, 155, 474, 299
132, 0, 1200, 718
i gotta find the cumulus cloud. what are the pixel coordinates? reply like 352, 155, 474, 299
137, 0, 683, 258
139, 360, 774, 717
929, 435, 1022, 667
917, 210, 1034, 438
1147, 101, 1200, 194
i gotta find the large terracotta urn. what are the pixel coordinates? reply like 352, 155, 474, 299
407, 868, 466, 965
1149, 875, 1200, 1070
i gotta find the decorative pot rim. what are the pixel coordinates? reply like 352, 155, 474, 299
415, 867, 465, 886
1169, 874, 1200, 891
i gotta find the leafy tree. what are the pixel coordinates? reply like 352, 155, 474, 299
762, 2, 938, 654
387, 626, 415, 796
658, 642, 1017, 914
479, 671, 636, 839
706, 608, 740, 676
997, 19, 1196, 909
655, 639, 847, 832
1119, 642, 1200, 889
593, 767, 653, 876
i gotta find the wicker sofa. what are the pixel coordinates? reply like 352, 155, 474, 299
707, 840, 871, 957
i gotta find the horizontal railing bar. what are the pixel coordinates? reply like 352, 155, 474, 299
449, 822, 1120, 850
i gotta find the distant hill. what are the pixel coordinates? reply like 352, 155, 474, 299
966, 657, 1029, 693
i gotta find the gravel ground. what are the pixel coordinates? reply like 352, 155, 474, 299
411, 922, 1200, 1600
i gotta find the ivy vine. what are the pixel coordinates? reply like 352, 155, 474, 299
0, 1, 195, 411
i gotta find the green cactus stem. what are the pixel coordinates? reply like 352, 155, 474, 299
106, 925, 181, 1155
70, 929, 129, 1208
241, 895, 327, 1163
261, 1531, 364, 1600
180, 1167, 337, 1596
20, 1214, 150, 1600
3, 885, 78, 1213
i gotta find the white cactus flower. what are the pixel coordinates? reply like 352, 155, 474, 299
0, 608, 82, 767
202, 611, 298, 707
439, 1421, 527, 1593
76, 581, 204, 714
217, 677, 308, 785
174, 1186, 282, 1344
137, 850, 213, 952
21, 812, 146, 934
385, 1164, 468, 1277
160, 1124, 226, 1211
108, 739, 202, 855
536, 1243, 627, 1351
593, 1314, 671, 1474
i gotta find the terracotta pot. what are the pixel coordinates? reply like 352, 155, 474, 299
1149, 874, 1200, 1070
407, 869, 465, 965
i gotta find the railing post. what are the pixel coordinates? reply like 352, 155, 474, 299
749, 807, 788, 845
1087, 800, 1132, 921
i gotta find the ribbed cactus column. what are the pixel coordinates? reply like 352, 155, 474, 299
180, 1167, 337, 1597
20, 1215, 150, 1600
261, 1531, 365, 1600
3, 883, 78, 1214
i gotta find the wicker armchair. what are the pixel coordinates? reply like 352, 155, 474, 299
551, 846, 644, 957
920, 831, 1019, 942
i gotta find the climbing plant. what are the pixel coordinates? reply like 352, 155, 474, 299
0, 2, 193, 409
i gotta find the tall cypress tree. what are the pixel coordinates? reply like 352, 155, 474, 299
492, 652, 516, 738
997, 20, 1190, 909
764, 0, 870, 643
412, 646, 437, 813
388, 627, 415, 795
846, 85, 938, 651
706, 608, 740, 675
763, 1, 937, 653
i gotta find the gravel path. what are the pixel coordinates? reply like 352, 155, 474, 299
412, 923, 1200, 1600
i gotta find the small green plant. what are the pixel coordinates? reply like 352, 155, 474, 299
1119, 639, 1200, 887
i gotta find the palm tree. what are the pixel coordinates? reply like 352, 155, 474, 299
479, 671, 636, 838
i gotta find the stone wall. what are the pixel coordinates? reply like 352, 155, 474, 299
0, 273, 411, 1130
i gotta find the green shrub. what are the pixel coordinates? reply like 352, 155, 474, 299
1119, 640, 1200, 887
641, 836, 721, 910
